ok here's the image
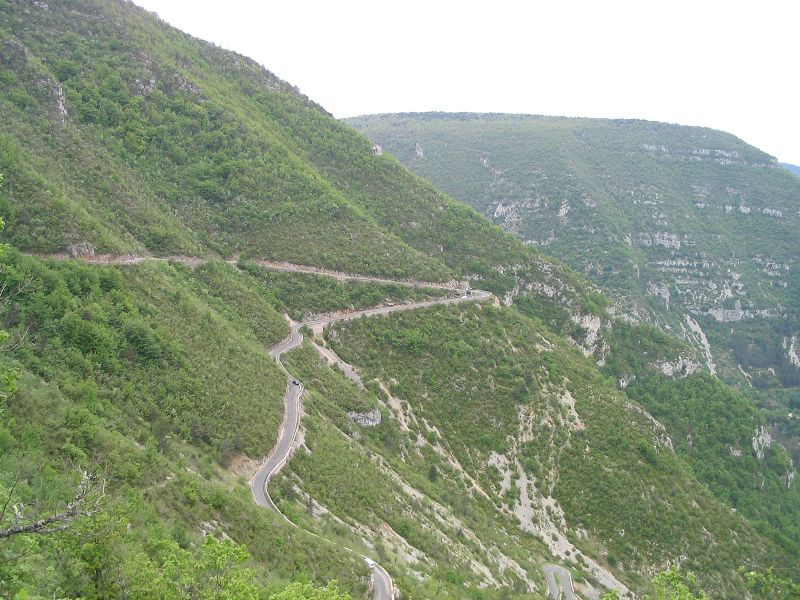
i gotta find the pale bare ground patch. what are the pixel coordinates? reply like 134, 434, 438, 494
318, 419, 536, 590
377, 379, 495, 501
227, 454, 262, 480
312, 340, 365, 387
371, 448, 533, 590
486, 385, 632, 598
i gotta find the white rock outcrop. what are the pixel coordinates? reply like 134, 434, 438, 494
787, 336, 800, 368
570, 313, 602, 357
348, 407, 382, 427
654, 356, 700, 378
67, 241, 96, 258
636, 232, 682, 249
751, 425, 772, 460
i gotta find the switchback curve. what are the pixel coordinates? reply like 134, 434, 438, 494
253, 289, 492, 600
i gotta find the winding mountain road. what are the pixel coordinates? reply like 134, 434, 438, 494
253, 288, 493, 600
41, 252, 582, 599
39, 252, 467, 291
543, 564, 576, 600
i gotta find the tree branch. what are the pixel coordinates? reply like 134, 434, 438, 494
0, 470, 104, 540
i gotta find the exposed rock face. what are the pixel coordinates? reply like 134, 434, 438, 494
751, 425, 772, 460
134, 78, 157, 96
34, 78, 68, 124
787, 336, 800, 368
707, 303, 778, 323
173, 72, 201, 95
682, 315, 716, 375
67, 241, 96, 258
346, 114, 800, 396
654, 356, 700, 378
415, 142, 424, 157
626, 402, 674, 451
348, 407, 382, 427
570, 313, 602, 357
371, 144, 383, 156
636, 231, 682, 249
54, 84, 67, 118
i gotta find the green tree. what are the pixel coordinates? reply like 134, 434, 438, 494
649, 569, 709, 600
0, 189, 18, 415
269, 581, 352, 600
740, 567, 800, 599
601, 569, 708, 600
164, 537, 258, 600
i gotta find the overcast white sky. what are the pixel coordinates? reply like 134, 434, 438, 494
133, 0, 800, 165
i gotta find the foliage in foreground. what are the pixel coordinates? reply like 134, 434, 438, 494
602, 569, 708, 599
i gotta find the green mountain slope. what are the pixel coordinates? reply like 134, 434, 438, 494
0, 1, 797, 598
0, 1, 452, 281
0, 251, 378, 598
323, 305, 780, 596
347, 111, 800, 492
346, 113, 800, 385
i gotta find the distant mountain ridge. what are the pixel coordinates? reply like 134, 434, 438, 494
783, 162, 800, 176
347, 113, 800, 389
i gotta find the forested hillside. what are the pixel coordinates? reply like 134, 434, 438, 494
348, 111, 800, 482
347, 113, 800, 387
0, 1, 797, 598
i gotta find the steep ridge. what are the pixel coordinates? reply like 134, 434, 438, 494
0, 0, 450, 281
314, 303, 788, 597
0, 250, 387, 597
4, 247, 788, 597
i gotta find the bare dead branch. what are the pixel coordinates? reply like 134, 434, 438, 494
0, 271, 34, 306
0, 473, 21, 524
0, 470, 104, 540
1, 322, 32, 352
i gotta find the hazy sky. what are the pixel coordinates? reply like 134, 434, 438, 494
134, 0, 800, 164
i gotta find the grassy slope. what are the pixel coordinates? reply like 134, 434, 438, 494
346, 112, 800, 558
0, 0, 450, 281
3, 250, 790, 597
0, 250, 548, 599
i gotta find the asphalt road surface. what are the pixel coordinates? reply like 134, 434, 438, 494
47, 253, 577, 599
252, 288, 493, 600
543, 564, 576, 600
